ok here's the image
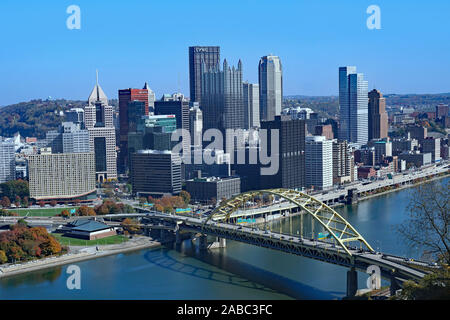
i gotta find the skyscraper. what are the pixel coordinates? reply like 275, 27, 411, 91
189, 46, 220, 103
118, 86, 150, 172
305, 136, 333, 190
243, 82, 260, 129
84, 74, 117, 182
201, 59, 245, 132
260, 116, 306, 190
46, 122, 90, 154
368, 89, 388, 140
143, 82, 156, 113
259, 55, 283, 122
0, 137, 15, 183
339, 66, 368, 145
189, 103, 203, 147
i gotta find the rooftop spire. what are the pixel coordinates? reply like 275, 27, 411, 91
88, 70, 108, 106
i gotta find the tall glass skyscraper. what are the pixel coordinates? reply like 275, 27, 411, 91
259, 55, 283, 122
189, 46, 220, 103
339, 66, 368, 145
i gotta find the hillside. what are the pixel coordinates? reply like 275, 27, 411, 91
0, 99, 117, 139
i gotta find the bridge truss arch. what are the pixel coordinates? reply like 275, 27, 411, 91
205, 188, 374, 256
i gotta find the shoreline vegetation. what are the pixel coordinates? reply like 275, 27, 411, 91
0, 172, 448, 280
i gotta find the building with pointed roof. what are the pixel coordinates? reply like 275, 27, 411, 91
84, 72, 117, 182
201, 59, 245, 132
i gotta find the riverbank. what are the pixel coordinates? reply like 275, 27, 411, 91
0, 236, 161, 279
343, 172, 449, 206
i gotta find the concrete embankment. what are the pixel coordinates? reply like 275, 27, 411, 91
0, 236, 161, 279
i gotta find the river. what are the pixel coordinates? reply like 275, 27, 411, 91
1, 178, 447, 300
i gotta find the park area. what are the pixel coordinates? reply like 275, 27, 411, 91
51, 233, 128, 246
6, 207, 79, 217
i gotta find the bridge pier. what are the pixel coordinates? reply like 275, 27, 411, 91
346, 267, 358, 297
208, 237, 227, 249
390, 274, 401, 297
175, 230, 182, 245
198, 235, 208, 251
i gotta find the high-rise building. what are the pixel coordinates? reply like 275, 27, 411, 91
436, 104, 449, 119
201, 59, 245, 132
85, 75, 117, 182
189, 103, 203, 147
332, 139, 354, 184
314, 125, 334, 140
368, 89, 388, 140
131, 150, 182, 197
421, 137, 441, 163
143, 82, 156, 113
189, 46, 220, 103
28, 152, 96, 202
154, 94, 190, 132
46, 122, 90, 154
65, 108, 85, 127
118, 86, 150, 172
259, 55, 283, 122
243, 82, 260, 129
339, 66, 368, 145
305, 136, 333, 190
260, 116, 306, 190
0, 138, 15, 183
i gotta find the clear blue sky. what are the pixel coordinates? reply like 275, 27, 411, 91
0, 0, 449, 106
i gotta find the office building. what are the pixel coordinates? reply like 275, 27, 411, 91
368, 89, 388, 140
407, 125, 427, 141
436, 104, 449, 119
332, 139, 354, 184
186, 176, 241, 204
65, 108, 85, 127
314, 125, 334, 140
28, 152, 96, 202
305, 136, 333, 190
131, 150, 182, 197
189, 103, 203, 147
155, 94, 190, 132
201, 59, 245, 133
118, 86, 150, 172
260, 116, 306, 190
243, 82, 260, 129
0, 138, 15, 183
339, 66, 368, 145
189, 46, 220, 103
367, 139, 392, 164
143, 82, 156, 113
46, 122, 90, 154
398, 151, 432, 168
85, 76, 117, 182
259, 55, 283, 122
421, 137, 441, 163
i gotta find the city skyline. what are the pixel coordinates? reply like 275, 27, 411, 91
1, 0, 450, 106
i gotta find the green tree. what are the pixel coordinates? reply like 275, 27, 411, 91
398, 269, 450, 300
180, 191, 191, 206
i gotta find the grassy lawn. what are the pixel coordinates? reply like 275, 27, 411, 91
52, 233, 128, 246
7, 207, 80, 217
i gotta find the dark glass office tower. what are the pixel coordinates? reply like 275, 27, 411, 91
260, 116, 306, 190
189, 46, 220, 103
118, 88, 149, 173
